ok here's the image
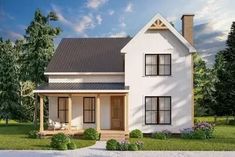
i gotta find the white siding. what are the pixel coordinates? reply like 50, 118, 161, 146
125, 30, 193, 133
48, 75, 124, 83
48, 96, 111, 130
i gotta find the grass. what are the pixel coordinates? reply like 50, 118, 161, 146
130, 125, 235, 150
195, 116, 234, 125
0, 122, 96, 150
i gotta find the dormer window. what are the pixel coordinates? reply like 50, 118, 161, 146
145, 54, 171, 76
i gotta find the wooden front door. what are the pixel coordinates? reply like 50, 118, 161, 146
111, 96, 124, 130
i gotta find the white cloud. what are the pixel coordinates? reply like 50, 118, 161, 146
51, 4, 72, 26
125, 2, 133, 13
195, 0, 235, 41
0, 30, 24, 40
96, 15, 102, 25
86, 0, 108, 9
166, 16, 177, 22
109, 31, 127, 37
74, 15, 95, 33
108, 10, 114, 15
9, 31, 23, 39
120, 22, 126, 28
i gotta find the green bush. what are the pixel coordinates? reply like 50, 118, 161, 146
57, 143, 68, 150
180, 128, 194, 139
28, 130, 39, 139
130, 129, 143, 138
135, 141, 144, 150
106, 139, 118, 150
118, 141, 129, 151
50, 133, 70, 150
83, 128, 99, 140
67, 142, 77, 150
152, 132, 167, 140
192, 130, 206, 139
228, 120, 235, 125
128, 143, 138, 151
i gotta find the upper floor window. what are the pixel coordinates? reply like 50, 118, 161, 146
145, 54, 171, 76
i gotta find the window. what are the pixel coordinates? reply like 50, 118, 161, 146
83, 97, 95, 123
58, 97, 68, 123
145, 54, 171, 76
145, 96, 171, 125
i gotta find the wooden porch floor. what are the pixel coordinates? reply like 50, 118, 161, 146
39, 129, 129, 140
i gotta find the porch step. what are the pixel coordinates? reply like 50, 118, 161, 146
100, 131, 129, 141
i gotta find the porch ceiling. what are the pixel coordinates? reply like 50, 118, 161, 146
33, 82, 129, 93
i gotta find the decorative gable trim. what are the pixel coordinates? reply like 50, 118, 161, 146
121, 13, 196, 53
148, 19, 168, 30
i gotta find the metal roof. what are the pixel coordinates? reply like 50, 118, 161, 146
36, 83, 129, 90
46, 38, 131, 72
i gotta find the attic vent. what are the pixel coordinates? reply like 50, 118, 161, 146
148, 19, 168, 30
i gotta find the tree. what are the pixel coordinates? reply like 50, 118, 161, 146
193, 53, 214, 116
0, 39, 20, 125
21, 9, 61, 127
213, 22, 235, 121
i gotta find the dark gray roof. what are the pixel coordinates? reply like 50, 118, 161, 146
37, 83, 129, 90
46, 38, 131, 72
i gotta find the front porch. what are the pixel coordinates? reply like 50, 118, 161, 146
37, 92, 129, 140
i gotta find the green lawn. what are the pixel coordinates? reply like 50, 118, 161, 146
195, 116, 234, 125
0, 122, 95, 150
130, 125, 235, 151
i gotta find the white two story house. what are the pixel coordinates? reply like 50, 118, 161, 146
34, 13, 196, 140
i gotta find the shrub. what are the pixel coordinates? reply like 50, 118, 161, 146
50, 133, 70, 150
192, 129, 206, 139
162, 130, 172, 138
194, 122, 214, 139
135, 141, 144, 150
228, 120, 235, 125
106, 139, 118, 150
118, 141, 129, 151
130, 129, 143, 138
57, 143, 68, 150
152, 132, 167, 140
67, 142, 77, 150
28, 130, 39, 139
128, 143, 138, 151
180, 128, 194, 139
83, 128, 99, 140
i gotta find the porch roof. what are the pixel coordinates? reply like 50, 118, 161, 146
33, 83, 129, 93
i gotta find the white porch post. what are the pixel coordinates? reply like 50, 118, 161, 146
96, 94, 101, 131
68, 95, 72, 131
124, 94, 129, 132
39, 95, 44, 132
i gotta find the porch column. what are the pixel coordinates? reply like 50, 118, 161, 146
124, 94, 129, 132
39, 95, 44, 132
96, 94, 101, 131
68, 95, 72, 131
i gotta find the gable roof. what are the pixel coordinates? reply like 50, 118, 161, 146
121, 13, 196, 53
46, 38, 131, 73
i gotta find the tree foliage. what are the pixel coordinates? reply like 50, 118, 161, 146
193, 53, 214, 116
22, 9, 61, 84
0, 39, 20, 124
213, 22, 235, 117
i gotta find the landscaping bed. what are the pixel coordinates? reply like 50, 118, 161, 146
130, 125, 235, 151
0, 122, 95, 150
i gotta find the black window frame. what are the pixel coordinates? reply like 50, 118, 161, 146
83, 97, 96, 123
57, 97, 69, 123
145, 54, 172, 76
145, 96, 171, 125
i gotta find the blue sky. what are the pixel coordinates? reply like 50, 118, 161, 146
1, 0, 235, 65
